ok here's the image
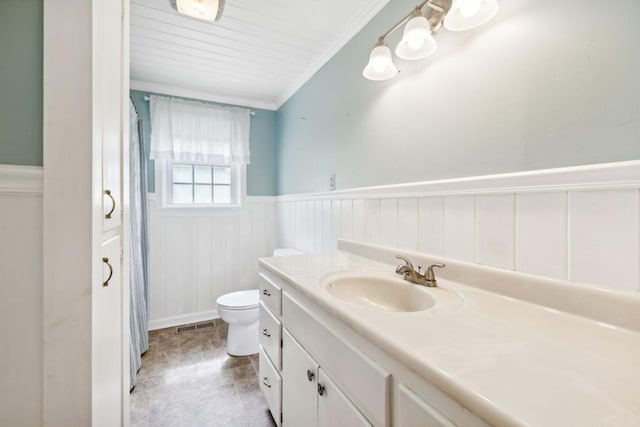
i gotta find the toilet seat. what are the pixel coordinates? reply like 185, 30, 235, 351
216, 290, 259, 310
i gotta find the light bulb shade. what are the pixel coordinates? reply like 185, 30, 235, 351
444, 0, 499, 31
395, 16, 437, 60
363, 43, 398, 81
172, 0, 225, 22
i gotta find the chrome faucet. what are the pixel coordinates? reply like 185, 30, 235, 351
395, 256, 445, 287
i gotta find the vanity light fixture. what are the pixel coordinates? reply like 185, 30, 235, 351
170, 0, 225, 22
363, 0, 498, 81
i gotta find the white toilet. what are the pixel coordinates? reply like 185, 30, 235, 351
216, 290, 259, 356
216, 248, 304, 356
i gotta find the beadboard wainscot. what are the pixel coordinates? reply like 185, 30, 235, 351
0, 165, 43, 425
276, 160, 640, 293
147, 193, 277, 329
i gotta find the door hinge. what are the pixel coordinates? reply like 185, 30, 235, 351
121, 0, 125, 19
281, 339, 283, 348
280, 412, 283, 424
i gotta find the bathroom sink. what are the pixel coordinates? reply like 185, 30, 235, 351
323, 272, 437, 312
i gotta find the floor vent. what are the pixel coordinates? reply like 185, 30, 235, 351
176, 321, 215, 334
196, 321, 215, 330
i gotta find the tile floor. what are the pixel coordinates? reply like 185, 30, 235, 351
130, 319, 276, 427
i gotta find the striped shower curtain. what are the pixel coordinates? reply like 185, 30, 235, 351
129, 99, 149, 389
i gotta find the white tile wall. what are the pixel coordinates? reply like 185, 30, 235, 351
380, 198, 398, 248
398, 198, 418, 251
147, 197, 277, 328
418, 196, 444, 255
275, 163, 640, 294
516, 192, 567, 279
568, 190, 639, 292
443, 196, 476, 262
476, 194, 515, 270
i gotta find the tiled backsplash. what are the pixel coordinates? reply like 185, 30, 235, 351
276, 162, 640, 293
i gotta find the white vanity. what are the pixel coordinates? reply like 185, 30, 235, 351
257, 240, 640, 427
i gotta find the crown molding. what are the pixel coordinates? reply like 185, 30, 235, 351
274, 0, 391, 108
0, 165, 43, 195
130, 80, 279, 111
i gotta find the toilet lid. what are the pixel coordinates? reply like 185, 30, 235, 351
216, 290, 259, 310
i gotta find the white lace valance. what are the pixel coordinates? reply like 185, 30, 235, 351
149, 95, 251, 164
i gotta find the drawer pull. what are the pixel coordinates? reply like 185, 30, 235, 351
102, 257, 113, 287
263, 377, 272, 388
307, 369, 315, 382
262, 289, 271, 296
317, 383, 325, 396
262, 328, 271, 337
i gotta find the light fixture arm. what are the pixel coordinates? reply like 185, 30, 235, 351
376, 0, 451, 43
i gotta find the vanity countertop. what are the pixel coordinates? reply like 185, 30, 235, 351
259, 251, 640, 427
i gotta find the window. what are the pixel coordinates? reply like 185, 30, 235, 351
162, 161, 242, 207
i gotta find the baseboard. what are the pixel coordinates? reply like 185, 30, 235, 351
148, 310, 220, 331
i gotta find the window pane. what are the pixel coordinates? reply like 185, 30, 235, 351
194, 184, 213, 204
213, 166, 231, 184
213, 185, 231, 204
173, 164, 193, 183
173, 184, 193, 204
194, 165, 212, 184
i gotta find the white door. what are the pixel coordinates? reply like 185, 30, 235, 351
318, 368, 372, 427
282, 330, 318, 426
94, 0, 125, 424
93, 236, 123, 427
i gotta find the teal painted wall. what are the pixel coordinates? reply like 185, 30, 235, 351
276, 0, 640, 195
130, 90, 277, 196
0, 0, 43, 166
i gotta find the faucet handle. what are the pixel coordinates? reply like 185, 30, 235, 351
425, 263, 445, 281
395, 255, 414, 270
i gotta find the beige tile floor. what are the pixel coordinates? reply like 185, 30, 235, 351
131, 319, 276, 427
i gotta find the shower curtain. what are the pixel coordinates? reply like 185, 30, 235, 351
129, 99, 149, 389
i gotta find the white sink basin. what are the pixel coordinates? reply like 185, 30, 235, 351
323, 272, 438, 312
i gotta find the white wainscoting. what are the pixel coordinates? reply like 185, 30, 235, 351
0, 165, 43, 426
276, 161, 640, 293
147, 195, 277, 329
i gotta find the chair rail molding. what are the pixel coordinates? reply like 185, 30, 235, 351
275, 160, 640, 201
0, 165, 43, 195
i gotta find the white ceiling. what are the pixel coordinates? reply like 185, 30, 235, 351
130, 0, 389, 110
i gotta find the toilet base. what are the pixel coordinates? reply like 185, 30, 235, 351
226, 320, 259, 356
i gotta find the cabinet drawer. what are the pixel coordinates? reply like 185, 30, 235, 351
259, 302, 282, 370
259, 346, 282, 427
259, 273, 282, 316
283, 292, 390, 427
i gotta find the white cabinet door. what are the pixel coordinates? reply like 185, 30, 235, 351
93, 236, 122, 427
318, 368, 372, 427
100, 0, 123, 233
282, 329, 318, 427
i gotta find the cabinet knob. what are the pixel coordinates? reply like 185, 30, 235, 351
104, 189, 116, 219
262, 328, 271, 337
307, 369, 315, 382
262, 289, 271, 296
262, 377, 272, 388
102, 257, 113, 287
317, 383, 325, 396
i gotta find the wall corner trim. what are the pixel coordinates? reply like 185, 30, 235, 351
0, 165, 44, 195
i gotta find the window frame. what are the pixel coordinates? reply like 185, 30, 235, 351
158, 159, 245, 210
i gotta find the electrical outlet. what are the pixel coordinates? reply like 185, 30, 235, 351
329, 173, 336, 191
